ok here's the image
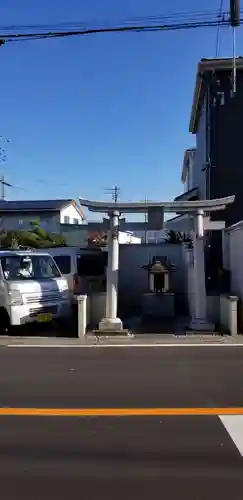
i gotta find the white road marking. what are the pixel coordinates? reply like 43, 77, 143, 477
219, 415, 243, 456
6, 343, 243, 348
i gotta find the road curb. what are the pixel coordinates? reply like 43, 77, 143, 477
5, 342, 243, 348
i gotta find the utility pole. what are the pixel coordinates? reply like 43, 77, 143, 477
230, 0, 240, 26
0, 138, 27, 200
105, 185, 120, 203
229, 0, 241, 94
144, 198, 148, 244
0, 136, 11, 200
0, 176, 12, 200
140, 197, 152, 243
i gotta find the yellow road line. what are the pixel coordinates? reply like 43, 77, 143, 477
0, 407, 243, 417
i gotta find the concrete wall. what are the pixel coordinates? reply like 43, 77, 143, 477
223, 220, 243, 300
61, 220, 167, 245
119, 243, 186, 309
61, 227, 142, 247
61, 225, 88, 246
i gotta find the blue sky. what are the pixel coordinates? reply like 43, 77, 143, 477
0, 0, 242, 215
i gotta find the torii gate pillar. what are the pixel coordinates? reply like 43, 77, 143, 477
99, 211, 123, 332
189, 209, 214, 331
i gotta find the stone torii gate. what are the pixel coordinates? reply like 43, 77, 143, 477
80, 196, 235, 333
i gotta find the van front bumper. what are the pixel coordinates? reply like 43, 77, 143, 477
10, 300, 72, 326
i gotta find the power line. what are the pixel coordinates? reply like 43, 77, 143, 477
0, 9, 227, 33
0, 15, 239, 44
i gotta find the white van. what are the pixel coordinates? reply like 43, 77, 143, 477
0, 250, 71, 332
34, 247, 107, 298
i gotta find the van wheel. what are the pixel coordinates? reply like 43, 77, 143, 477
0, 309, 10, 335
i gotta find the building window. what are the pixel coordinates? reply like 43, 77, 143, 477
18, 220, 23, 226
73, 218, 79, 225
53, 255, 71, 274
64, 216, 70, 224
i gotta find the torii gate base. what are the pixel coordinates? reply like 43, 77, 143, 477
188, 212, 214, 332
185, 212, 227, 332
187, 235, 214, 332
80, 196, 235, 334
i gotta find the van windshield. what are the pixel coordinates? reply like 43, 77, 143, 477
0, 255, 62, 281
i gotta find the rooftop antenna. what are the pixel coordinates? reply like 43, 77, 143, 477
230, 0, 240, 94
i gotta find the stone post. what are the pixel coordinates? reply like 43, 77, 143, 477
149, 273, 154, 292
77, 295, 87, 338
228, 296, 238, 337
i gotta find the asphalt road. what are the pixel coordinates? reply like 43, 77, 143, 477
1, 346, 243, 499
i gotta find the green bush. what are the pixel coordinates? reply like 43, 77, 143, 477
0, 226, 67, 249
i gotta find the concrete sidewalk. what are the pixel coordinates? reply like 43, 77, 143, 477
1, 333, 243, 347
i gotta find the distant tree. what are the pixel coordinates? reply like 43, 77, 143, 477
28, 220, 66, 247
29, 220, 40, 229
0, 220, 67, 249
164, 230, 192, 245
87, 231, 108, 247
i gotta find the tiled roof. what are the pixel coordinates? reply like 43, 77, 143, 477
0, 199, 84, 218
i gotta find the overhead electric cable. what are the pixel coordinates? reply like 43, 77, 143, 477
0, 9, 226, 33
0, 17, 239, 44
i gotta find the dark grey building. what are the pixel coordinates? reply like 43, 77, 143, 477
173, 57, 243, 290
178, 57, 243, 226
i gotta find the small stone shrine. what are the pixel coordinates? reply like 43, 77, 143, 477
141, 256, 175, 318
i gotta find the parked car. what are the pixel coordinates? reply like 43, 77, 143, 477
34, 246, 107, 300
0, 250, 71, 332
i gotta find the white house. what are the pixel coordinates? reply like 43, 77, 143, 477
0, 199, 85, 233
118, 231, 141, 244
